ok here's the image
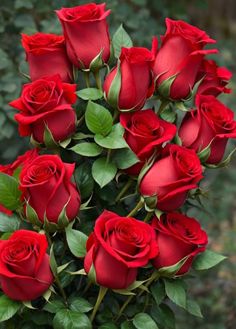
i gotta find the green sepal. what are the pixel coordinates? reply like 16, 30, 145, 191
49, 243, 58, 277
157, 255, 190, 278
157, 74, 178, 100
43, 216, 59, 233
197, 139, 214, 163
30, 134, 42, 148
43, 124, 58, 149
25, 201, 42, 227
137, 151, 157, 186
175, 102, 188, 112
106, 61, 121, 109
143, 195, 158, 211
57, 200, 70, 229
204, 147, 236, 169
173, 133, 182, 146
89, 49, 104, 72
87, 263, 97, 284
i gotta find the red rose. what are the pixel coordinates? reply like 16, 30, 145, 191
56, 3, 111, 69
21, 33, 73, 83
0, 149, 38, 215
153, 18, 217, 100
84, 210, 158, 289
20, 154, 81, 224
104, 39, 157, 111
9, 75, 77, 144
152, 213, 208, 275
0, 230, 54, 301
179, 94, 236, 164
120, 109, 176, 175
196, 59, 232, 96
139, 144, 203, 211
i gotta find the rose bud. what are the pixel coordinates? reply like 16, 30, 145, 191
153, 18, 217, 100
179, 94, 236, 164
139, 144, 203, 212
19, 154, 81, 226
9, 75, 77, 145
0, 149, 39, 215
196, 59, 232, 96
120, 109, 176, 175
21, 33, 73, 82
56, 3, 111, 70
152, 213, 208, 275
84, 210, 158, 289
104, 39, 157, 111
0, 230, 54, 301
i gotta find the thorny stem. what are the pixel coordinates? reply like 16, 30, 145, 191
84, 71, 90, 88
143, 211, 154, 223
94, 70, 102, 90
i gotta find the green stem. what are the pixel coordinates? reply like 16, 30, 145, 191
112, 110, 119, 123
90, 286, 108, 323
127, 199, 144, 217
84, 71, 90, 88
115, 295, 134, 322
138, 271, 160, 297
115, 178, 134, 203
106, 149, 112, 164
143, 211, 154, 223
77, 114, 85, 127
94, 71, 102, 90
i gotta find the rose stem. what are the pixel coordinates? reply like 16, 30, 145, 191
115, 295, 134, 322
45, 232, 68, 306
84, 71, 91, 88
115, 271, 160, 322
106, 149, 112, 164
90, 286, 108, 323
127, 199, 144, 217
115, 178, 134, 203
94, 71, 102, 90
143, 211, 154, 223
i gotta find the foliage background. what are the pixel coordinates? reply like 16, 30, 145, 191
0, 0, 235, 328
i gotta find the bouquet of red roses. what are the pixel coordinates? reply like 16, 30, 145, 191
0, 3, 234, 328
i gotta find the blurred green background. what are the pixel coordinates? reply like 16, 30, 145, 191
0, 0, 235, 328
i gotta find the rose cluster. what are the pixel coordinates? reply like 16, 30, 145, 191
0, 2, 233, 327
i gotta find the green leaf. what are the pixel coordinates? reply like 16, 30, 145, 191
150, 281, 166, 306
68, 297, 93, 313
76, 88, 103, 101
0, 213, 20, 232
70, 142, 103, 157
92, 158, 117, 188
65, 224, 88, 258
43, 299, 65, 314
164, 279, 186, 308
74, 163, 94, 200
112, 24, 133, 58
50, 244, 58, 277
94, 124, 128, 149
186, 299, 203, 318
85, 101, 113, 136
73, 133, 94, 140
0, 295, 21, 322
192, 250, 226, 270
121, 321, 135, 329
133, 313, 159, 329
53, 309, 92, 329
113, 147, 139, 169
0, 172, 21, 210
99, 323, 119, 329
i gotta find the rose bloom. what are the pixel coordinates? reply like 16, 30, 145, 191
0, 149, 38, 215
152, 213, 208, 275
9, 75, 77, 144
120, 109, 176, 175
21, 33, 73, 82
139, 144, 203, 211
20, 154, 81, 224
179, 94, 236, 164
56, 3, 110, 69
84, 210, 158, 289
196, 59, 232, 96
153, 18, 217, 100
0, 230, 54, 301
104, 40, 157, 111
